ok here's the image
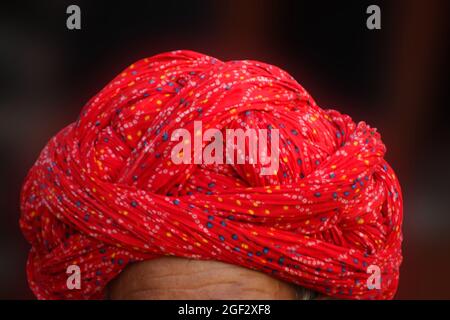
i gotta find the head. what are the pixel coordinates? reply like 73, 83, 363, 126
107, 257, 323, 300
20, 50, 403, 300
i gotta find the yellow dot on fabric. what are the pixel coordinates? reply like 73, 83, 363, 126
156, 100, 162, 105
128, 81, 135, 87
283, 157, 288, 163
145, 115, 150, 121
92, 188, 96, 193
166, 232, 172, 237
266, 189, 272, 193
160, 75, 166, 79
127, 135, 132, 140
275, 186, 281, 190
241, 243, 249, 249
353, 141, 358, 146
121, 72, 127, 77
265, 209, 270, 214
195, 242, 201, 247
137, 130, 142, 137
217, 197, 223, 202
130, 105, 136, 111
365, 160, 370, 165
283, 205, 289, 211
248, 209, 255, 215
305, 220, 310, 225
331, 164, 337, 169
30, 211, 36, 217
236, 200, 242, 206
357, 218, 364, 224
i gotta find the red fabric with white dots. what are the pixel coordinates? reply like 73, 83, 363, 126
20, 50, 403, 299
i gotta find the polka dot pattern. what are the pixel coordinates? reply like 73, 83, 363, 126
20, 50, 403, 299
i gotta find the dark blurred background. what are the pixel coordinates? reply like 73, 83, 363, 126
1, 0, 449, 299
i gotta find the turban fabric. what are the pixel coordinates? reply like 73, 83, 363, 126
20, 50, 403, 299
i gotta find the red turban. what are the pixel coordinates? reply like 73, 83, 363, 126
20, 50, 403, 299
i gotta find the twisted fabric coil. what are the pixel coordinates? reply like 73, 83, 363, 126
20, 50, 403, 299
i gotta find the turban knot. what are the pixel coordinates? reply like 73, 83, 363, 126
20, 50, 403, 299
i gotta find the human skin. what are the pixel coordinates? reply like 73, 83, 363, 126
108, 257, 320, 300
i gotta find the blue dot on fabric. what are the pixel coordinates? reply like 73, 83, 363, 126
263, 247, 269, 254
219, 235, 225, 241
131, 200, 138, 207
173, 199, 180, 205
206, 222, 213, 229
315, 192, 321, 197
344, 191, 350, 196
232, 234, 238, 240
208, 215, 214, 220
162, 132, 169, 141
330, 173, 335, 179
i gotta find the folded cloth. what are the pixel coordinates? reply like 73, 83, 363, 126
20, 50, 403, 299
